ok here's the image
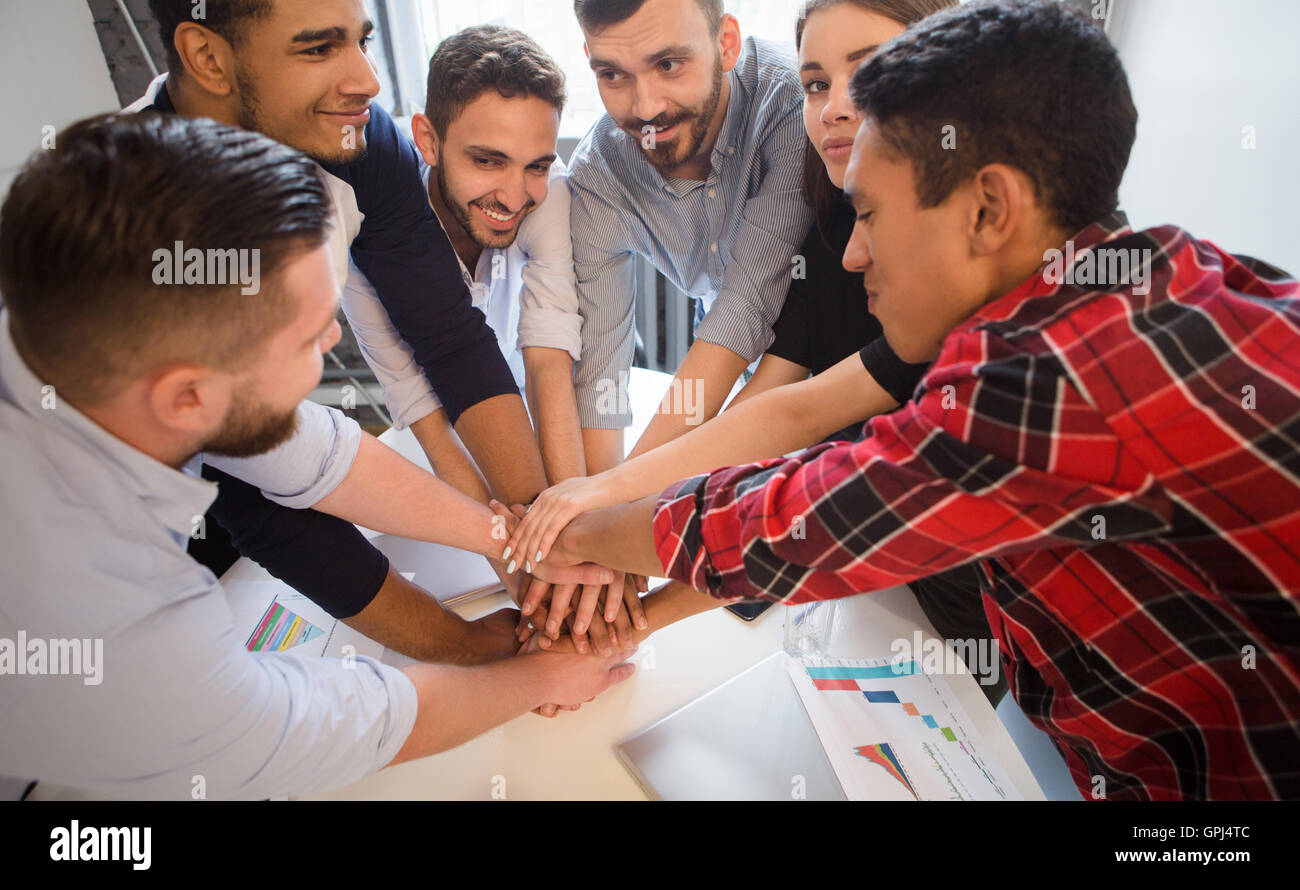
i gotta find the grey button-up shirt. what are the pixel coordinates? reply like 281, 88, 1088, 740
568, 37, 813, 428
0, 314, 416, 799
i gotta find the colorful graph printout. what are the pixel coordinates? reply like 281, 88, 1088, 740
787, 655, 1021, 800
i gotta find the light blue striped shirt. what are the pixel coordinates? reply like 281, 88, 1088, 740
568, 37, 813, 428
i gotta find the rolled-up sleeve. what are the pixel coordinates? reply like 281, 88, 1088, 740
516, 161, 583, 360
342, 262, 443, 430
202, 401, 360, 509
5, 576, 417, 800
570, 179, 639, 430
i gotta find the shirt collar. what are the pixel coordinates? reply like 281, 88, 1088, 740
971, 210, 1134, 323
0, 312, 217, 539
710, 64, 748, 163
420, 164, 496, 288
147, 73, 175, 113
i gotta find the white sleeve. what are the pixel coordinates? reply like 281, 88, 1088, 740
515, 160, 583, 360
201, 401, 361, 508
340, 262, 443, 430
4, 573, 417, 800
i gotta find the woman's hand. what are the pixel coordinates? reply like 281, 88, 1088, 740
500, 473, 614, 576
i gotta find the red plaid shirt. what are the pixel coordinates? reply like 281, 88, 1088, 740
654, 213, 1300, 800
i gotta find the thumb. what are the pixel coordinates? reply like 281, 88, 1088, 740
605, 662, 637, 687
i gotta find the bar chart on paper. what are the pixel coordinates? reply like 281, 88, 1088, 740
786, 656, 1021, 800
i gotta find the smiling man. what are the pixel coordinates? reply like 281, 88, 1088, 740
561, 0, 813, 474
538, 0, 1300, 800
131, 0, 623, 658
339, 24, 645, 652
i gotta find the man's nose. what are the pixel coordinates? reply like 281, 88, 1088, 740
498, 173, 529, 214
632, 80, 668, 123
340, 43, 381, 100
842, 228, 871, 273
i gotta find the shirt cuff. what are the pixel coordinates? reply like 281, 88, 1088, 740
652, 474, 749, 601
517, 308, 583, 362
201, 403, 362, 510
576, 372, 632, 429
385, 382, 442, 431
692, 296, 776, 364
370, 658, 419, 769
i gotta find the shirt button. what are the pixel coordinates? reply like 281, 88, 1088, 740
708, 188, 716, 198
727, 146, 735, 155
710, 242, 718, 253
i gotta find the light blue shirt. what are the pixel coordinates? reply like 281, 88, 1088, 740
0, 314, 417, 799
567, 37, 813, 428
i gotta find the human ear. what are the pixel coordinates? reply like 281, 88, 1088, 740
173, 22, 237, 98
410, 114, 441, 169
968, 164, 1023, 257
146, 364, 230, 439
718, 14, 742, 72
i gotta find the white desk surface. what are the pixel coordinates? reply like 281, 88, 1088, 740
225, 367, 1043, 801
303, 584, 1045, 801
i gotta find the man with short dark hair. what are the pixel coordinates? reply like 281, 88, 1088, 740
562, 0, 815, 474
540, 0, 1300, 800
343, 23, 646, 652
0, 113, 633, 799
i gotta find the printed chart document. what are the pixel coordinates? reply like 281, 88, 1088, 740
786, 654, 1023, 800
234, 579, 388, 662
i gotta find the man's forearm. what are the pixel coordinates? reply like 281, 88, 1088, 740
556, 495, 663, 577
343, 565, 474, 662
524, 347, 587, 484
627, 340, 750, 460
410, 410, 493, 503
314, 434, 504, 558
630, 580, 723, 645
455, 393, 550, 505
389, 657, 552, 765
581, 427, 624, 475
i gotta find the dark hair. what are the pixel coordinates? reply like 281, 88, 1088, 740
848, 0, 1137, 232
425, 25, 566, 137
0, 113, 332, 404
795, 0, 957, 245
148, 0, 272, 73
574, 0, 723, 35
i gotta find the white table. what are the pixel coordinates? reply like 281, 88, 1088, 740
226, 367, 1044, 801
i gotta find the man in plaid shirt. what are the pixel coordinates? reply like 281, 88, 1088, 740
537, 0, 1300, 799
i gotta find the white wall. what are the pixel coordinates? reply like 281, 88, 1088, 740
0, 1, 119, 196
1109, 0, 1300, 274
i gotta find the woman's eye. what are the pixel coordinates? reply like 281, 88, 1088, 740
803, 80, 828, 95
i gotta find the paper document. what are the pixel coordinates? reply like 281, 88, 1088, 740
786, 655, 1022, 800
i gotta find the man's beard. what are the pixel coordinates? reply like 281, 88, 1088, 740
634, 62, 723, 175
199, 385, 300, 459
436, 161, 532, 251
235, 68, 367, 165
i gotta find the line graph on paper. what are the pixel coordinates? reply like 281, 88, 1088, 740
785, 656, 1019, 800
